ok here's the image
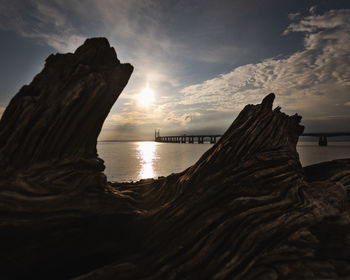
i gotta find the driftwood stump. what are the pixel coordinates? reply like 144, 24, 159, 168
0, 38, 349, 280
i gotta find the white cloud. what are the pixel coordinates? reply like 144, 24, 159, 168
283, 9, 350, 35
1, 3, 349, 136
0, 0, 184, 122
179, 9, 350, 119
0, 0, 86, 52
0, 0, 180, 82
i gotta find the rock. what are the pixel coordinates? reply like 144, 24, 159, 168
0, 38, 349, 280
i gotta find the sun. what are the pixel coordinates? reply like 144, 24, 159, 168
138, 86, 154, 106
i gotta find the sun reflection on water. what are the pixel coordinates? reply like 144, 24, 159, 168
137, 141, 157, 179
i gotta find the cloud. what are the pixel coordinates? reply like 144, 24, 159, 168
1, 3, 349, 137
0, 0, 185, 120
165, 112, 201, 125
309, 5, 317, 15
104, 110, 158, 127
283, 9, 350, 35
0, 106, 6, 118
104, 106, 202, 129
288, 12, 301, 20
166, 113, 192, 125
179, 9, 350, 120
0, 0, 86, 52
181, 45, 246, 64
0, 0, 170, 53
0, 0, 158, 52
0, 0, 181, 83
100, 108, 202, 139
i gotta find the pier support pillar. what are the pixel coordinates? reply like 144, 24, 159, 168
318, 136, 328, 146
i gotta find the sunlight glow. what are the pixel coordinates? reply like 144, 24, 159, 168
137, 86, 154, 106
137, 142, 157, 179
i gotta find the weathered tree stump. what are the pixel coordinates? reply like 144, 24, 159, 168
0, 38, 349, 280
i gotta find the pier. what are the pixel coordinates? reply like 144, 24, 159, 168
155, 130, 350, 146
301, 132, 350, 146
155, 134, 221, 144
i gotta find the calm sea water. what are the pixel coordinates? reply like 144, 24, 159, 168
97, 141, 350, 182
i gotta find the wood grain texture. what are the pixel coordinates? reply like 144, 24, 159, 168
0, 38, 349, 280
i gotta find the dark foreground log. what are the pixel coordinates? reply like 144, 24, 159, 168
0, 38, 349, 280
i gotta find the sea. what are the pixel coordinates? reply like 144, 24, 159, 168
97, 141, 350, 182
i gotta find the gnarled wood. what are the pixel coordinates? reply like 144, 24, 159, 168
0, 38, 349, 280
0, 37, 133, 173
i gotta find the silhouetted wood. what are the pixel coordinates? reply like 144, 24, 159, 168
0, 38, 349, 280
0, 38, 136, 279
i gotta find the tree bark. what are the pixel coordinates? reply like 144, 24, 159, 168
0, 38, 349, 280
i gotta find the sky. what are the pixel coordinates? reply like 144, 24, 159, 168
0, 0, 349, 140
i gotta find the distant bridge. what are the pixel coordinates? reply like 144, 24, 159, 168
155, 134, 222, 144
154, 131, 350, 146
301, 132, 350, 146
